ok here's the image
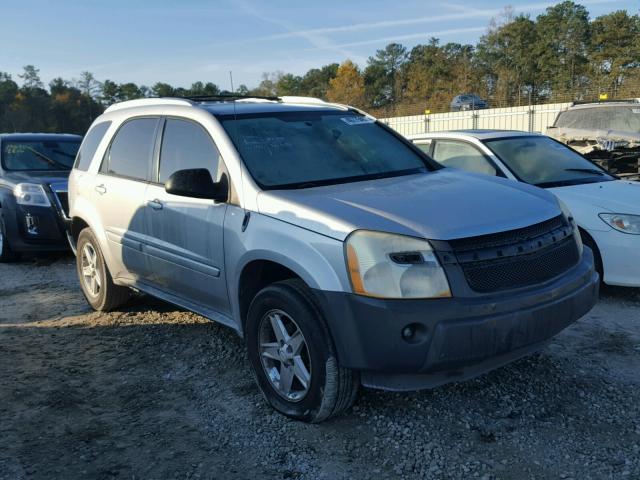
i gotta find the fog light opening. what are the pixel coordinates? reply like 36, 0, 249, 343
25, 213, 39, 235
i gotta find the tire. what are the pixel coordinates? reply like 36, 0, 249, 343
0, 216, 19, 262
76, 228, 130, 311
580, 230, 604, 284
245, 279, 359, 423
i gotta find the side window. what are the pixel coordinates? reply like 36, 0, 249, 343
74, 121, 111, 171
432, 140, 497, 176
104, 118, 158, 180
158, 118, 220, 183
413, 140, 432, 154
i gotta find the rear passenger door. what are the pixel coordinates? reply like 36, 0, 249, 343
431, 140, 499, 176
95, 117, 160, 281
143, 118, 229, 315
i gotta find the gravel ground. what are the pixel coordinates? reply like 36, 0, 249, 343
1, 253, 639, 480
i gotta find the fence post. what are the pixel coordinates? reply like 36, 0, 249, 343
472, 111, 479, 130
528, 107, 535, 132
423, 115, 430, 133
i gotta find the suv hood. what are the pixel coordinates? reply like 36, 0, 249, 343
257, 170, 561, 241
551, 180, 640, 215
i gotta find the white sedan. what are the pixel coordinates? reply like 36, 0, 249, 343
408, 130, 640, 287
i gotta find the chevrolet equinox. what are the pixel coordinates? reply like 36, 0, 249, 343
68, 96, 599, 422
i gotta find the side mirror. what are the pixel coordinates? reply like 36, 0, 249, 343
165, 168, 228, 202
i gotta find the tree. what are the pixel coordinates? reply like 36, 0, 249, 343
77, 71, 102, 99
299, 64, 339, 98
590, 11, 640, 94
364, 43, 408, 108
101, 80, 120, 105
152, 82, 175, 97
275, 74, 303, 95
18, 65, 44, 90
535, 1, 591, 96
327, 60, 365, 107
476, 15, 541, 105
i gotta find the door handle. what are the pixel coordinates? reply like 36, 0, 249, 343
95, 184, 106, 195
147, 199, 163, 210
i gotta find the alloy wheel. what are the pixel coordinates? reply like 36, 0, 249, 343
81, 243, 102, 297
258, 309, 312, 402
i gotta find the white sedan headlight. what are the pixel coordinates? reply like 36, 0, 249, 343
345, 230, 451, 299
599, 213, 640, 235
13, 183, 51, 207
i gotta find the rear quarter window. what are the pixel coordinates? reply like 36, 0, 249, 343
74, 121, 111, 171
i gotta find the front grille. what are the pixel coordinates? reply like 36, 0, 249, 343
54, 191, 69, 217
461, 237, 580, 293
448, 216, 580, 293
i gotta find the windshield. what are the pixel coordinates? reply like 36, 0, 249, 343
219, 111, 430, 189
555, 106, 640, 133
484, 136, 614, 188
1, 140, 81, 171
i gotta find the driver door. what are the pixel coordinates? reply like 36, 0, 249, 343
143, 118, 229, 315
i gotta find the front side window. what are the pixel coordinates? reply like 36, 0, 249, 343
2, 139, 81, 171
158, 119, 221, 183
74, 121, 111, 171
219, 111, 430, 189
485, 135, 614, 187
105, 118, 158, 180
432, 140, 497, 176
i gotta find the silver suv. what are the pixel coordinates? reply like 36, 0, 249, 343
68, 96, 599, 422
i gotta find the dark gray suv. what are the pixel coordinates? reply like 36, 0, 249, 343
0, 133, 81, 261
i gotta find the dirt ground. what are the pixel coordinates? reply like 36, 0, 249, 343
1, 253, 639, 480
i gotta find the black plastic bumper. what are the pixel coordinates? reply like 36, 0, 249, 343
3, 204, 69, 252
313, 248, 599, 391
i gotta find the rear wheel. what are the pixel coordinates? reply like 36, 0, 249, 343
246, 279, 359, 423
0, 217, 19, 262
76, 228, 130, 311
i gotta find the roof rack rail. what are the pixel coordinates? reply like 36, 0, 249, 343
181, 94, 280, 102
104, 97, 194, 113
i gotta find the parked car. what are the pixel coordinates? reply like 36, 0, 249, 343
547, 100, 640, 176
0, 133, 82, 261
68, 97, 598, 422
450, 94, 488, 112
409, 130, 640, 287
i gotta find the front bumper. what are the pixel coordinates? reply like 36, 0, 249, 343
589, 227, 640, 287
314, 248, 599, 391
3, 204, 69, 252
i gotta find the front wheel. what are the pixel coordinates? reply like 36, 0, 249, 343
76, 228, 130, 311
0, 217, 19, 262
246, 279, 359, 423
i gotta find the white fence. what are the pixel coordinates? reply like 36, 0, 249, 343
381, 102, 572, 137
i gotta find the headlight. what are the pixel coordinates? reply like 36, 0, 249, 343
345, 230, 451, 299
557, 198, 583, 254
599, 213, 640, 235
13, 183, 51, 207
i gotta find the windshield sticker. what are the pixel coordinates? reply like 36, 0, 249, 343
340, 116, 375, 126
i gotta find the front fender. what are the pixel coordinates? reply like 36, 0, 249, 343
224, 208, 351, 327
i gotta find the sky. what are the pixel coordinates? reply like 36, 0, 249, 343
1, 0, 638, 90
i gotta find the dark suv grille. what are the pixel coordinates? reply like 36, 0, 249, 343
448, 216, 580, 293
54, 191, 69, 217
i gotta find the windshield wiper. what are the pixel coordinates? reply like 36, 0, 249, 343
564, 168, 605, 176
25, 146, 70, 170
